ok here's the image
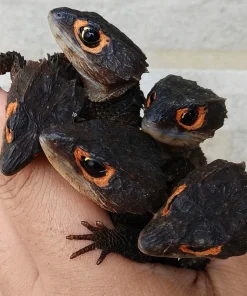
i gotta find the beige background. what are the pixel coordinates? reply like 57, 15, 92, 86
0, 0, 247, 163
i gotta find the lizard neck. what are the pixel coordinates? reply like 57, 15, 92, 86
81, 76, 139, 102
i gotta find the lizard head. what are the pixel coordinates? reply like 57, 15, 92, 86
48, 7, 148, 102
142, 75, 227, 147
39, 119, 168, 215
0, 59, 84, 175
0, 98, 36, 175
138, 160, 247, 259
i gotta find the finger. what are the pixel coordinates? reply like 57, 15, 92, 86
207, 255, 247, 295
0, 200, 43, 296
0, 89, 6, 140
0, 87, 6, 99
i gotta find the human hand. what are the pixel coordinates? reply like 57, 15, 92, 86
0, 88, 246, 296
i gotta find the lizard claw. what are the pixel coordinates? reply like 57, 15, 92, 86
70, 243, 96, 259
66, 220, 114, 264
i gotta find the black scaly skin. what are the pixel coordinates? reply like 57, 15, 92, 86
139, 160, 247, 261
48, 7, 148, 102
0, 51, 77, 83
40, 120, 210, 269
46, 52, 82, 84
162, 145, 207, 170
48, 7, 147, 126
160, 156, 196, 194
79, 84, 144, 127
0, 51, 26, 80
40, 120, 171, 215
142, 75, 227, 168
0, 57, 86, 175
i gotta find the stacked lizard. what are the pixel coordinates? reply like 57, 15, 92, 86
0, 7, 245, 271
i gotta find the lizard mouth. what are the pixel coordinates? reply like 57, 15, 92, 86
48, 9, 95, 81
39, 129, 109, 209
48, 10, 133, 102
39, 131, 76, 180
138, 227, 204, 259
142, 117, 208, 147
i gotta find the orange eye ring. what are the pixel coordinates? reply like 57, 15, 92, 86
5, 127, 13, 144
74, 147, 115, 188
5, 101, 18, 143
179, 245, 223, 257
146, 91, 156, 108
162, 184, 187, 216
74, 20, 110, 54
176, 106, 207, 131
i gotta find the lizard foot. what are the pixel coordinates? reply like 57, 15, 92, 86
67, 221, 123, 265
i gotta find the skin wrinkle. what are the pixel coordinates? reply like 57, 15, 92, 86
207, 259, 247, 295
0, 120, 51, 295
0, 179, 49, 296
36, 161, 60, 218
0, 201, 43, 296
204, 271, 218, 296
0, 165, 42, 216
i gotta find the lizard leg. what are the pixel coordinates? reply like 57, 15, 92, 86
66, 220, 178, 265
66, 220, 210, 270
0, 51, 25, 79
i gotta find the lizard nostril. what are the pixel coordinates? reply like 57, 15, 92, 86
53, 11, 65, 19
55, 12, 62, 18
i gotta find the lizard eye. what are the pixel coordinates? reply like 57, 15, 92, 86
162, 184, 187, 216
179, 245, 222, 257
80, 157, 106, 178
180, 109, 197, 126
78, 26, 101, 48
5, 101, 18, 144
146, 91, 157, 108
74, 20, 110, 54
176, 106, 207, 131
5, 117, 14, 144
74, 147, 115, 187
